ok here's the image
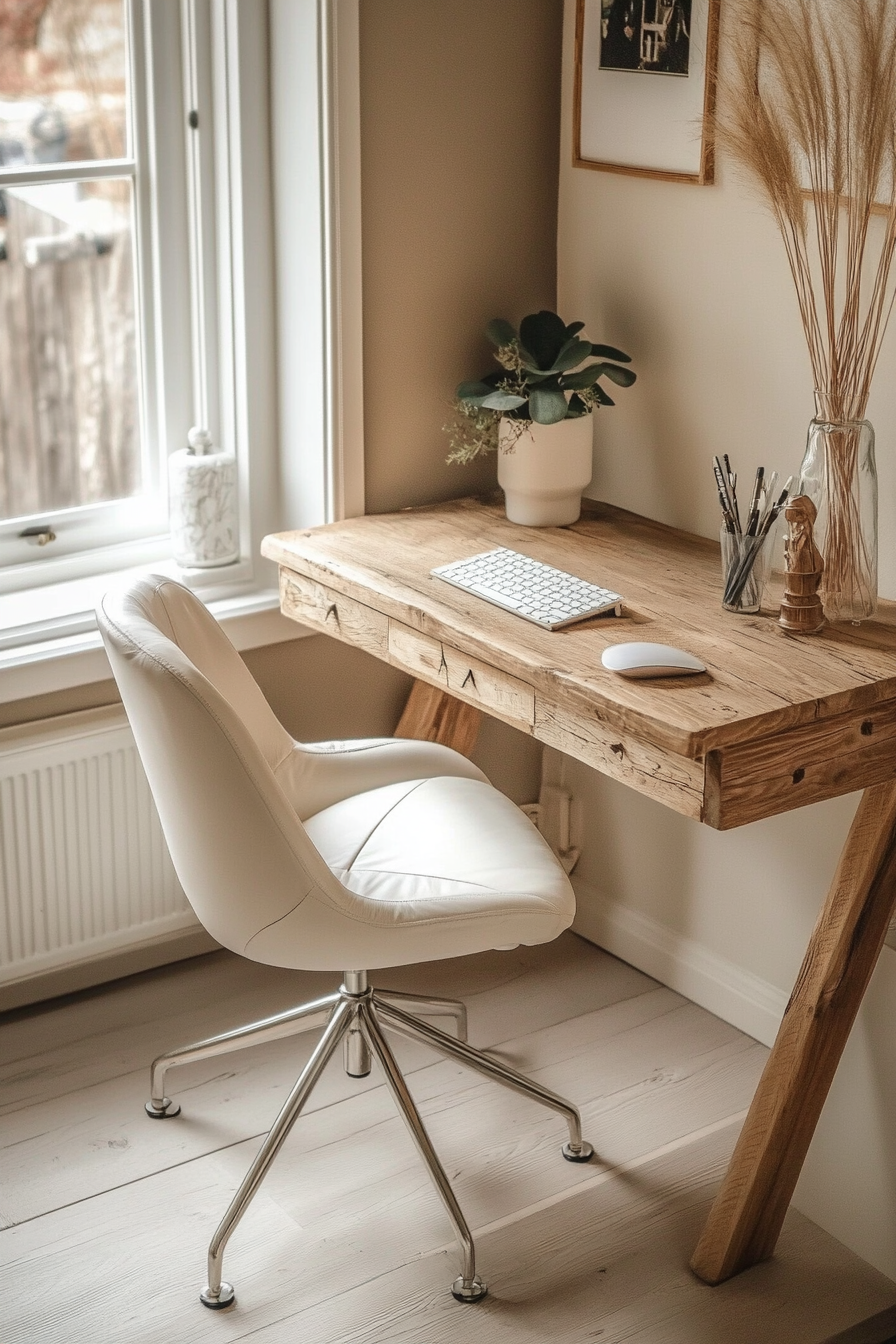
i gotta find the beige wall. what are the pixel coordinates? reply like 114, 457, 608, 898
558, 0, 896, 1277
360, 0, 564, 514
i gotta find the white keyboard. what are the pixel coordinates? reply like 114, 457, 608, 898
431, 547, 623, 630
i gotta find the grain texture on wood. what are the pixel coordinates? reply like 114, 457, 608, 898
4, 939, 895, 1344
279, 569, 389, 658
705, 698, 896, 828
387, 619, 536, 730
262, 499, 896, 762
535, 697, 705, 820
394, 681, 481, 756
690, 778, 896, 1284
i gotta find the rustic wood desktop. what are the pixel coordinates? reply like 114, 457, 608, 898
262, 496, 896, 1287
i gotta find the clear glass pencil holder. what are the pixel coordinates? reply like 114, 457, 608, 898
720, 524, 777, 614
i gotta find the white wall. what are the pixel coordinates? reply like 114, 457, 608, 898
558, 0, 896, 1280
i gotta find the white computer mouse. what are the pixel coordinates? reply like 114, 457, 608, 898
601, 642, 707, 679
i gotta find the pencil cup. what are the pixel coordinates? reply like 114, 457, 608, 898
720, 525, 776, 614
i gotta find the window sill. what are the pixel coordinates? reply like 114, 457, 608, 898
0, 561, 309, 706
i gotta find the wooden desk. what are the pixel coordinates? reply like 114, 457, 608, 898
263, 496, 896, 1285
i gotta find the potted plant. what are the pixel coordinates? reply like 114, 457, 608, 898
445, 309, 636, 526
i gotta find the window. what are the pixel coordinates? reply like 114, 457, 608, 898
0, 0, 362, 685
0, 0, 179, 581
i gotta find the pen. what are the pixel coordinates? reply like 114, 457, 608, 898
723, 455, 742, 531
757, 481, 792, 540
713, 457, 738, 533
746, 467, 765, 536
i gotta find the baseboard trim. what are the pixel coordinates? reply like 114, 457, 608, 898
571, 877, 787, 1047
0, 925, 220, 1013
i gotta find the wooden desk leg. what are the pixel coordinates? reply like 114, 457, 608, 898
691, 779, 896, 1285
395, 681, 482, 757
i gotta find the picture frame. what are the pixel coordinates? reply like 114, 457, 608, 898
573, 0, 721, 185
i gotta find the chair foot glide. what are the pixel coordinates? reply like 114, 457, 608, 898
562, 1140, 595, 1163
200, 1283, 235, 1310
451, 1274, 488, 1303
145, 1098, 181, 1119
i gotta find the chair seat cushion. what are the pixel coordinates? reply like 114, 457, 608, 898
302, 775, 575, 962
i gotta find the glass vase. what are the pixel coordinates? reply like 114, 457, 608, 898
798, 418, 878, 623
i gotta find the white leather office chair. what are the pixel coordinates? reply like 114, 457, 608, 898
97, 575, 593, 1310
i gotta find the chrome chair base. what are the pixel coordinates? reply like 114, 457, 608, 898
200, 1281, 235, 1310
452, 1274, 488, 1303
146, 973, 593, 1310
562, 1139, 595, 1163
145, 1098, 181, 1119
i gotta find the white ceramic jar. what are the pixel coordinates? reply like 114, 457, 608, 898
168, 428, 240, 567
496, 415, 594, 526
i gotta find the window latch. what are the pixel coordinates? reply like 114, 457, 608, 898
19, 525, 57, 546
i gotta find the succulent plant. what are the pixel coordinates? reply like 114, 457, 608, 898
445, 310, 636, 463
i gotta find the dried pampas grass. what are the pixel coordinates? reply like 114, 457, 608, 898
720, 0, 896, 422
719, 0, 896, 619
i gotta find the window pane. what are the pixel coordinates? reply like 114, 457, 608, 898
0, 176, 140, 522
0, 0, 127, 167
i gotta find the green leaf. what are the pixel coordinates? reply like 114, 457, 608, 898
529, 383, 569, 424
456, 380, 499, 404
560, 364, 604, 391
551, 337, 592, 372
480, 391, 527, 411
592, 384, 615, 406
565, 321, 586, 337
486, 318, 517, 347
518, 340, 592, 379
566, 394, 591, 417
598, 364, 637, 387
519, 310, 568, 369
589, 343, 632, 363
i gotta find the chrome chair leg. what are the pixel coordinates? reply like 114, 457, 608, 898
200, 997, 354, 1309
373, 988, 468, 1041
377, 1000, 594, 1163
146, 992, 340, 1118
358, 999, 487, 1304
344, 1022, 372, 1077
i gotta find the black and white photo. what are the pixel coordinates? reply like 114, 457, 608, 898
575, 0, 718, 182
600, 0, 692, 76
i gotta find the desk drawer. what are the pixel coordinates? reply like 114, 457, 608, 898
705, 698, 896, 828
535, 698, 705, 821
279, 570, 389, 658
387, 621, 535, 730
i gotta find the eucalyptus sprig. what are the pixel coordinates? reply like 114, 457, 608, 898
445, 310, 635, 464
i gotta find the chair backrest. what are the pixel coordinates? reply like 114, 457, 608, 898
97, 575, 349, 962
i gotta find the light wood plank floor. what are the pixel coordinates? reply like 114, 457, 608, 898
1, 933, 894, 1343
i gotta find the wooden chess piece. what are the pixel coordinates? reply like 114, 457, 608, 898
779, 495, 825, 634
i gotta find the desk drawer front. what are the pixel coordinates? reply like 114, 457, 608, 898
535, 699, 705, 821
279, 570, 389, 658
706, 699, 896, 829
387, 621, 535, 729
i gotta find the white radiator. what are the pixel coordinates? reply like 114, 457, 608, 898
0, 705, 203, 1003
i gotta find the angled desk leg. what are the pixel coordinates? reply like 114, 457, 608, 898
691, 779, 896, 1285
395, 681, 482, 758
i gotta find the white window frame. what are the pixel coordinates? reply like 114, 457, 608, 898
0, 0, 364, 695
0, 1, 187, 579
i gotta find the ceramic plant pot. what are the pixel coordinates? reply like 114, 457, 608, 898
496, 415, 594, 526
